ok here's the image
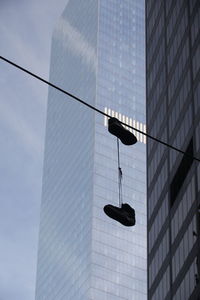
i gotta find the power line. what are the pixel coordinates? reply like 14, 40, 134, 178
0, 55, 199, 163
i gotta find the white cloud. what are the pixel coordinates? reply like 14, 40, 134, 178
0, 22, 46, 71
0, 22, 49, 98
0, 100, 43, 161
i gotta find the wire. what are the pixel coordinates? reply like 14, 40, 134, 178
0, 55, 199, 163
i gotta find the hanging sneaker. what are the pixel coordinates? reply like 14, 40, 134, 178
103, 203, 136, 226
108, 117, 137, 145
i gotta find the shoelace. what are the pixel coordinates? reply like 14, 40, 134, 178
117, 138, 123, 208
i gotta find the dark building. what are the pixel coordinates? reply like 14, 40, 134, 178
146, 0, 200, 299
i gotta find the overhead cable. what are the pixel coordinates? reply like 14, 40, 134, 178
0, 55, 199, 163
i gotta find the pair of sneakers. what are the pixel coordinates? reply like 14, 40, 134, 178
104, 203, 136, 226
104, 117, 136, 226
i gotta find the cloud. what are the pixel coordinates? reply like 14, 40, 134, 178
0, 22, 47, 74
0, 100, 43, 161
0, 25, 49, 114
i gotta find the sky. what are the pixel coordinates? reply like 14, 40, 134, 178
0, 1, 67, 299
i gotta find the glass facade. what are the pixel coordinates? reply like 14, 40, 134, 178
146, 0, 200, 299
35, 0, 146, 299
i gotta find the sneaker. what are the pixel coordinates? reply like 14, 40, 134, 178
108, 117, 137, 145
103, 204, 136, 226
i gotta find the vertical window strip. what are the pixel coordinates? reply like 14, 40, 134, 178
140, 123, 143, 143
129, 118, 133, 133
143, 123, 146, 144
104, 107, 107, 126
133, 119, 136, 137
136, 121, 140, 140
126, 116, 129, 130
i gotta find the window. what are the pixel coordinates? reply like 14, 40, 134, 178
170, 138, 194, 206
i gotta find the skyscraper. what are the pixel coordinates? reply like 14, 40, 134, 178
35, 1, 147, 299
146, 0, 200, 299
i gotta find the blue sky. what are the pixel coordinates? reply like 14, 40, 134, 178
0, 1, 67, 299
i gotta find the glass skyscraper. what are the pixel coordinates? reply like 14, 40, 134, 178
35, 1, 146, 299
146, 0, 200, 299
